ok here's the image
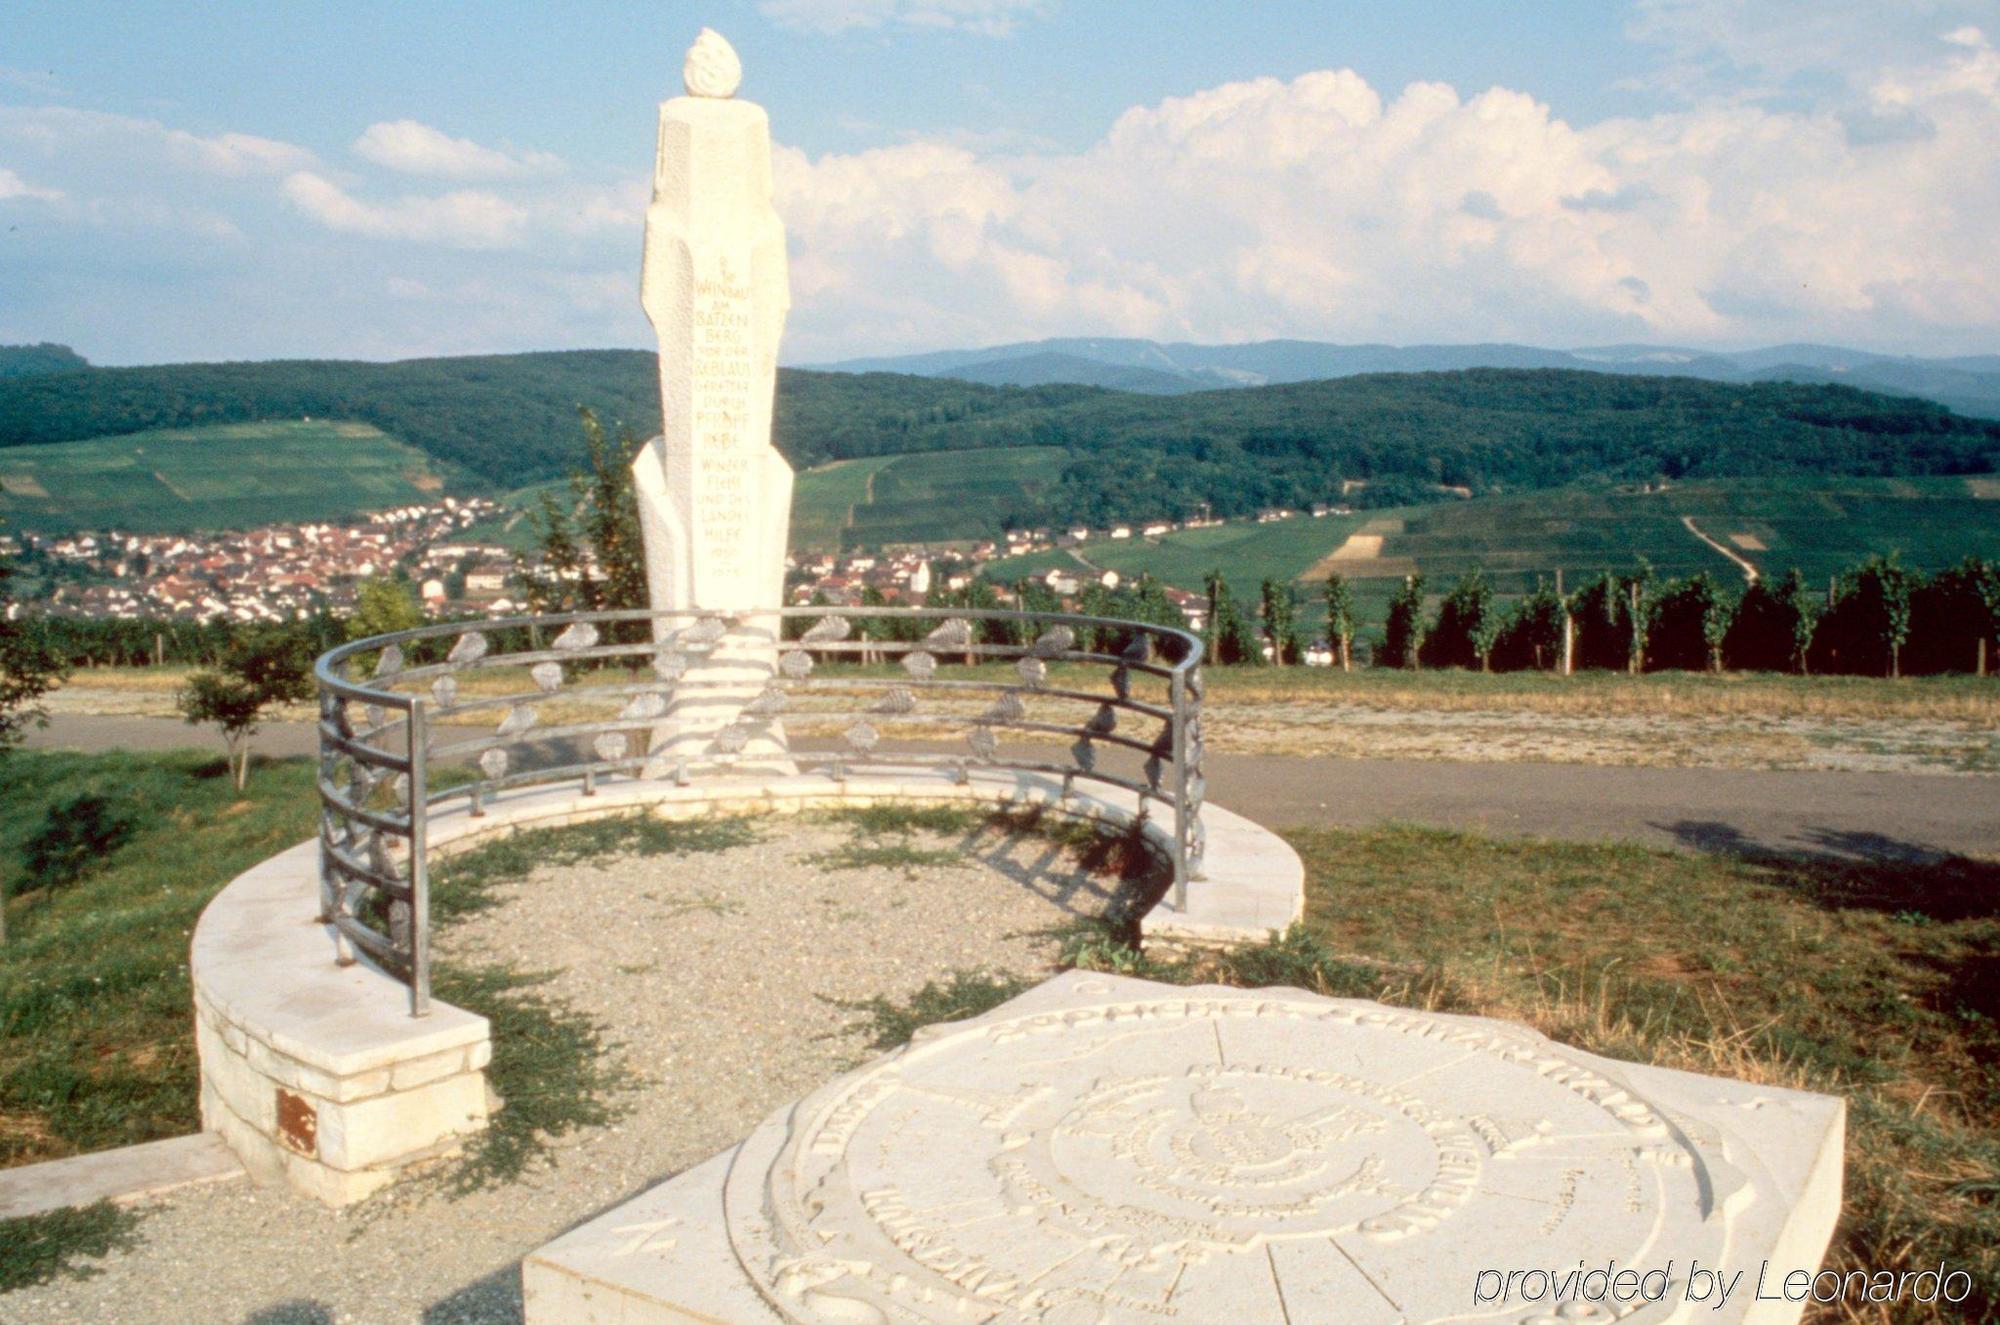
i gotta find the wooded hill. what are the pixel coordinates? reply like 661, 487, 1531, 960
2, 349, 1995, 532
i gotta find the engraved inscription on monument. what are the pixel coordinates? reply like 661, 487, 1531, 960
629, 28, 795, 763
724, 977, 1762, 1324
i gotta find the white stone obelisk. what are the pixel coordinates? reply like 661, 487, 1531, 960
632, 28, 794, 770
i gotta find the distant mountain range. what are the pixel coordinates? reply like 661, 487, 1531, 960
812, 337, 2000, 420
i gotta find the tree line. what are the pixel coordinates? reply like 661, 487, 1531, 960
6, 351, 1996, 537
1223, 556, 2000, 678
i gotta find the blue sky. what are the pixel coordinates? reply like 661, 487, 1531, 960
3, 1, 1997, 365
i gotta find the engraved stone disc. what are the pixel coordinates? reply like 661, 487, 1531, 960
724, 973, 1762, 1324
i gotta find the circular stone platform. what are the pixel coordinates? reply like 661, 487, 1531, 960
709, 974, 1841, 1325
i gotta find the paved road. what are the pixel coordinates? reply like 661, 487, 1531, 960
26, 714, 1999, 862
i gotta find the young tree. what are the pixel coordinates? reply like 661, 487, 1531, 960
1844, 554, 1920, 678
348, 576, 425, 642
1258, 578, 1300, 665
1647, 574, 1734, 673
1422, 570, 1499, 670
177, 625, 316, 789
0, 492, 69, 753
1379, 574, 1427, 670
518, 407, 649, 637
1201, 570, 1263, 665
1322, 572, 1357, 671
1493, 579, 1566, 671
1619, 559, 1655, 675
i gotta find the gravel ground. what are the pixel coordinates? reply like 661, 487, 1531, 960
0, 817, 1118, 1325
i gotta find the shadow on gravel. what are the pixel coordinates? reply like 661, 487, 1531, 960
244, 1302, 334, 1325
423, 1263, 521, 1325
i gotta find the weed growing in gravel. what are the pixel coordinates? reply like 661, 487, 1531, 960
429, 812, 761, 927
837, 971, 1037, 1051
805, 840, 965, 878
0, 1201, 144, 1291
429, 964, 633, 1194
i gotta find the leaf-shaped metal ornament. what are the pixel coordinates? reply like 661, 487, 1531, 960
687, 617, 726, 646
1187, 772, 1207, 807
447, 632, 489, 665
844, 721, 880, 752
1186, 667, 1206, 701
373, 645, 404, 678
1069, 737, 1097, 772
925, 618, 972, 650
1110, 665, 1132, 701
803, 615, 851, 643
479, 748, 510, 780
1016, 656, 1048, 688
1030, 626, 1074, 658
1143, 751, 1164, 792
364, 704, 386, 733
496, 705, 538, 737
1121, 633, 1150, 663
430, 675, 459, 709
620, 692, 668, 722
981, 692, 1026, 723
967, 725, 999, 762
1085, 703, 1118, 736
653, 650, 688, 682
553, 622, 599, 652
531, 661, 565, 693
593, 732, 629, 763
347, 762, 379, 800
391, 773, 411, 803
901, 650, 937, 680
712, 724, 750, 755
871, 686, 916, 715
328, 699, 354, 738
745, 686, 787, 717
1188, 815, 1207, 864
778, 648, 814, 680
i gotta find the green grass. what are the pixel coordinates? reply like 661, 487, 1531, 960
1, 750, 321, 1164
792, 446, 1067, 551
0, 1201, 144, 1292
0, 421, 450, 534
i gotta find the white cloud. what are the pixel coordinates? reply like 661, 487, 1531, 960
281, 171, 530, 249
0, 106, 313, 176
771, 31, 2000, 359
758, 0, 1051, 37
0, 166, 63, 202
353, 120, 562, 180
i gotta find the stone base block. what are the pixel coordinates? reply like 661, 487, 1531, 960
524, 971, 1843, 1325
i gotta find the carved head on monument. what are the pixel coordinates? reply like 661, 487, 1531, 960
683, 27, 742, 99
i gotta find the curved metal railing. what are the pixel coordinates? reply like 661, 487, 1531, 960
314, 607, 1208, 1014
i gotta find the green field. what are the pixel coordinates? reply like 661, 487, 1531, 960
791, 446, 1067, 550
0, 421, 449, 534
986, 476, 2000, 631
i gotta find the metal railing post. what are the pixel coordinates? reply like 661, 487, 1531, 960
1169, 667, 1190, 914
408, 699, 431, 1018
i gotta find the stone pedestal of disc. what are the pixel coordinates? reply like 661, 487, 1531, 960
523, 971, 1845, 1324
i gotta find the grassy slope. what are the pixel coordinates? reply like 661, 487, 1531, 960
0, 421, 447, 534
790, 447, 1068, 551
0, 750, 319, 1163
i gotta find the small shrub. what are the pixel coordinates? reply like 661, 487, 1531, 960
18, 794, 144, 896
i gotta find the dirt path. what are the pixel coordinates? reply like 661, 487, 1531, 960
1681, 514, 1760, 584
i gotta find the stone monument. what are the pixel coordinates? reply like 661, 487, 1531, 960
525, 972, 1844, 1323
631, 28, 794, 768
